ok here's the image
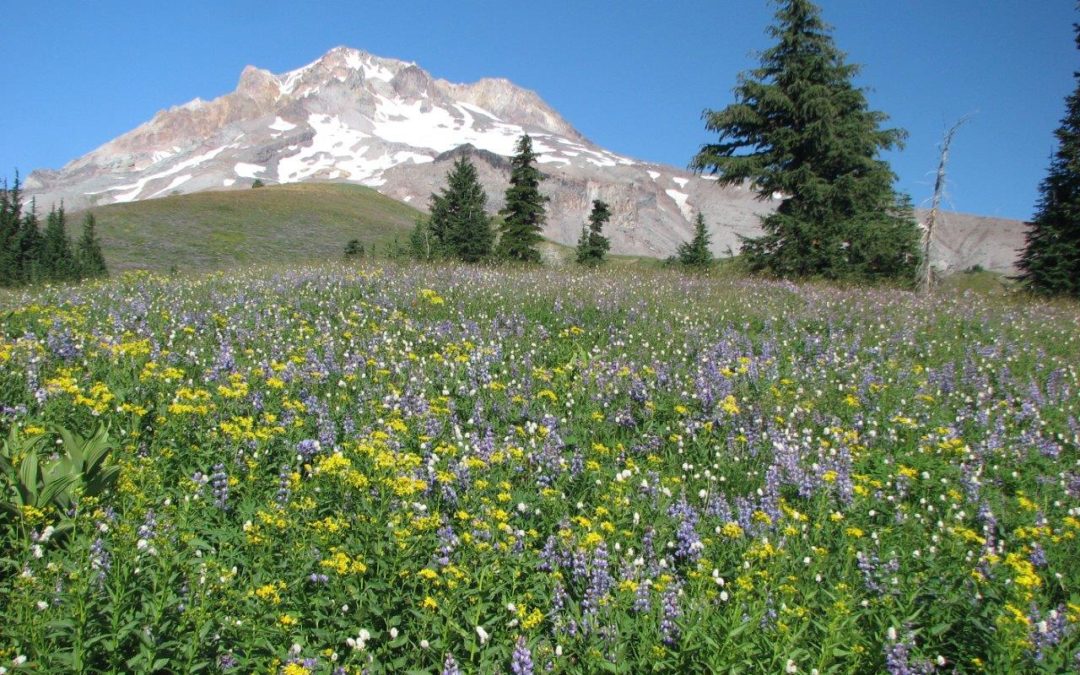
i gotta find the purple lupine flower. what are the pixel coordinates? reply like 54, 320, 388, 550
583, 543, 614, 614
89, 537, 110, 586
551, 582, 568, 613
211, 463, 229, 509
510, 636, 534, 675
659, 581, 681, 645
436, 522, 459, 567
281, 657, 318, 674
137, 509, 157, 542
1029, 604, 1070, 661
46, 322, 79, 361
883, 627, 935, 675
760, 465, 783, 523
1029, 543, 1048, 568
632, 579, 651, 613
537, 536, 559, 573
297, 438, 321, 461
442, 652, 461, 675
276, 465, 293, 504
217, 652, 238, 670
669, 496, 703, 563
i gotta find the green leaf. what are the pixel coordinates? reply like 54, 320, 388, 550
929, 622, 952, 636
18, 449, 40, 502
57, 426, 84, 471
38, 472, 80, 508
83, 424, 113, 474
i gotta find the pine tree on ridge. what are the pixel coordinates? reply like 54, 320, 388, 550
497, 134, 548, 263
429, 156, 494, 263
691, 0, 920, 282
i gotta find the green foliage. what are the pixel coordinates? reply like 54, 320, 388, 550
251, 179, 265, 189
408, 216, 436, 261
344, 238, 365, 259
497, 135, 548, 263
691, 0, 920, 282
1016, 25, 1080, 297
0, 173, 21, 286
677, 213, 714, 269
0, 424, 118, 532
429, 157, 494, 263
76, 213, 109, 279
575, 199, 611, 266
14, 204, 44, 285
41, 205, 80, 283
77, 183, 420, 273
1, 177, 112, 287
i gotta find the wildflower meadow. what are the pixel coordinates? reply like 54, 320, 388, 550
1, 263, 1078, 673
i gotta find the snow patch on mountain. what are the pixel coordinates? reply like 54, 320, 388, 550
269, 117, 296, 132
149, 174, 191, 198
95, 145, 232, 203
372, 97, 520, 155
666, 189, 693, 221
277, 114, 371, 181
235, 163, 266, 179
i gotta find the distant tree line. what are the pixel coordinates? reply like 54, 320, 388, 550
1, 173, 108, 286
401, 134, 711, 269
407, 135, 550, 265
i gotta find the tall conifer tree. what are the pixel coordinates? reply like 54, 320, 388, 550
677, 213, 714, 269
497, 134, 548, 262
1016, 24, 1080, 297
576, 199, 611, 265
77, 212, 109, 279
14, 201, 43, 285
692, 0, 919, 282
429, 157, 494, 262
0, 176, 20, 286
42, 204, 77, 282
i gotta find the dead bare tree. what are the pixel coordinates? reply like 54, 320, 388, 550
921, 115, 972, 293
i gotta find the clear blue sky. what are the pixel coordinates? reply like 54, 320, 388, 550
1, 1, 1075, 221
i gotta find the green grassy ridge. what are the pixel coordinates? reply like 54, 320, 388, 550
76, 183, 423, 272
70, 184, 1028, 298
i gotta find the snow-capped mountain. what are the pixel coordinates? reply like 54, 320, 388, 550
25, 46, 1023, 269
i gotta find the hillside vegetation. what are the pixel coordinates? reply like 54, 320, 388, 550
79, 183, 422, 272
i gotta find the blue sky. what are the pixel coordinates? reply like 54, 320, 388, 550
1, 1, 1075, 221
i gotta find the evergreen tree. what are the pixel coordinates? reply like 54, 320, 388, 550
576, 200, 611, 265
497, 134, 548, 262
408, 217, 436, 261
0, 175, 21, 286
344, 239, 364, 259
677, 213, 714, 268
1016, 24, 1080, 297
14, 202, 43, 285
429, 157, 493, 263
76, 212, 109, 279
42, 204, 78, 282
691, 0, 920, 282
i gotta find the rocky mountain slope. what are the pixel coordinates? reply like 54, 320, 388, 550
24, 46, 1026, 272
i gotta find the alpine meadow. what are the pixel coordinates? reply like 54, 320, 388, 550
1, 1, 1079, 674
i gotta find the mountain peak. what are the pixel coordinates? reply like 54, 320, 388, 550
237, 65, 279, 101
20, 47, 1025, 272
